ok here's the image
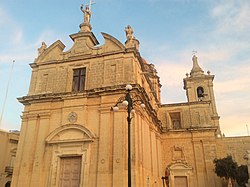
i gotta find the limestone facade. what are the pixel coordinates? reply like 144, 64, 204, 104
0, 130, 19, 187
11, 5, 250, 187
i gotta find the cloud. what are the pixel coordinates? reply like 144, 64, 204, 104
0, 7, 66, 65
0, 4, 67, 132
0, 7, 10, 25
211, 1, 250, 36
156, 62, 189, 87
0, 7, 24, 46
220, 114, 250, 137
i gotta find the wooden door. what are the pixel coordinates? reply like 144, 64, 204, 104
59, 156, 82, 187
174, 176, 188, 187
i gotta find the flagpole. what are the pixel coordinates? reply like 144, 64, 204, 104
0, 60, 15, 129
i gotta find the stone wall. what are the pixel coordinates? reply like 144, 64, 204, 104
0, 130, 19, 187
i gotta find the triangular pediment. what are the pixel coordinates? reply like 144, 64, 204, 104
35, 40, 65, 63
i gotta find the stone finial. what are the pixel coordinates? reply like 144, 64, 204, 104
38, 42, 47, 56
190, 55, 204, 77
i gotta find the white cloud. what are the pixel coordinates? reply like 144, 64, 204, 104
156, 61, 189, 86
0, 7, 10, 25
0, 11, 66, 65
0, 4, 67, 131
211, 1, 250, 35
220, 114, 250, 137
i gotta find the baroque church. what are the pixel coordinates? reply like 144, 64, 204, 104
10, 4, 250, 187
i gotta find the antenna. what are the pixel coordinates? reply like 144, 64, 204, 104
0, 60, 15, 129
247, 124, 249, 136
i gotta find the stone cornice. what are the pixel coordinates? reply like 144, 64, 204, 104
160, 100, 211, 107
18, 84, 163, 131
17, 84, 141, 105
183, 74, 215, 81
162, 126, 217, 134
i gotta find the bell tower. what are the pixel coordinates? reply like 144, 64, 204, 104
183, 55, 220, 133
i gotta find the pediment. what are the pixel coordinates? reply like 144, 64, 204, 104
66, 32, 96, 56
46, 124, 96, 144
64, 32, 125, 58
36, 31, 126, 61
35, 40, 65, 63
101, 32, 126, 52
168, 163, 193, 171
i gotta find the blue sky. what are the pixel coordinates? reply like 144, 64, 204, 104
0, 0, 249, 136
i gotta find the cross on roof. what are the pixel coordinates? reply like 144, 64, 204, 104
192, 50, 197, 56
86, 0, 96, 11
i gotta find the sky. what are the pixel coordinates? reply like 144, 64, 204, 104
0, 0, 249, 137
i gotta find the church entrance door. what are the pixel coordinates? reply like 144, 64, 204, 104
59, 156, 82, 187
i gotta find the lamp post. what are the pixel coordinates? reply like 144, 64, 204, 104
112, 84, 145, 187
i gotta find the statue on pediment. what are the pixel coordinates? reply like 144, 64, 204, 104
38, 42, 47, 56
81, 4, 91, 23
125, 25, 134, 41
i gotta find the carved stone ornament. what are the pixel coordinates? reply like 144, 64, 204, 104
68, 112, 78, 123
172, 146, 186, 163
38, 41, 47, 56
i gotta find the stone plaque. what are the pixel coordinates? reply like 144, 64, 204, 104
68, 112, 78, 123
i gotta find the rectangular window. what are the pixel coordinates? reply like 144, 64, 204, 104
72, 68, 86, 92
169, 112, 181, 129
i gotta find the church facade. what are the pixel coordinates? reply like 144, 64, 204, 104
11, 5, 250, 187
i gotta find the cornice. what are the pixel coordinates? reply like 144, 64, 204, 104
160, 100, 211, 108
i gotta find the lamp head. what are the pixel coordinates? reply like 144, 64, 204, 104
140, 103, 145, 108
112, 106, 119, 112
125, 84, 132, 91
122, 100, 129, 106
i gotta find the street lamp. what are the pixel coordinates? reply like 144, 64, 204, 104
112, 84, 145, 187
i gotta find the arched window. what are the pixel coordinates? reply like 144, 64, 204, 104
197, 87, 204, 100
5, 181, 11, 187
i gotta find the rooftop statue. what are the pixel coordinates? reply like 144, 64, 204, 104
125, 25, 134, 41
38, 42, 47, 56
81, 4, 91, 23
